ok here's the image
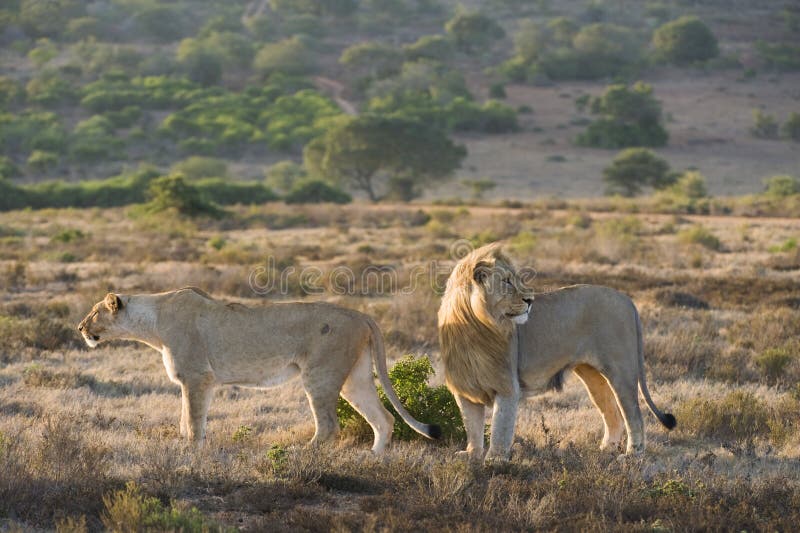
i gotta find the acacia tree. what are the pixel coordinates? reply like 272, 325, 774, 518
304, 115, 467, 201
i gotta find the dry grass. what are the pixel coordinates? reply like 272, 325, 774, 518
1, 201, 800, 530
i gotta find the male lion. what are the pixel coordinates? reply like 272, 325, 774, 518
438, 244, 675, 462
78, 287, 440, 451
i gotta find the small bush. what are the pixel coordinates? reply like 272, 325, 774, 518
577, 83, 669, 149
284, 179, 351, 204
678, 225, 721, 251
102, 482, 221, 532
751, 109, 779, 139
140, 174, 225, 218
763, 175, 800, 197
782, 112, 800, 141
676, 391, 770, 445
23, 364, 94, 389
603, 148, 672, 197
171, 156, 228, 180
652, 16, 719, 65
337, 355, 465, 442
754, 347, 795, 385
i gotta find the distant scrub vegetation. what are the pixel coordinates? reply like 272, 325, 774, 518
0, 0, 794, 208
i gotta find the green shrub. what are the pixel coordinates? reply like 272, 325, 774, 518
751, 109, 779, 139
678, 225, 721, 251
768, 237, 797, 254
171, 156, 228, 180
284, 179, 351, 204
676, 391, 771, 445
337, 355, 464, 442
754, 347, 795, 385
133, 5, 189, 43
0, 156, 19, 179
102, 482, 222, 532
445, 11, 505, 53
141, 174, 225, 218
763, 175, 800, 197
602, 148, 672, 197
461, 178, 496, 199
194, 178, 279, 205
254, 37, 316, 77
577, 83, 668, 149
265, 160, 306, 193
756, 41, 800, 72
404, 35, 454, 62
652, 16, 719, 65
781, 112, 800, 141
26, 150, 58, 173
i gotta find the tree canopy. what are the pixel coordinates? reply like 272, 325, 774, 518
304, 115, 466, 201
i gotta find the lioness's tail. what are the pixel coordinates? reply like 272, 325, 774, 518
366, 318, 441, 440
633, 303, 676, 430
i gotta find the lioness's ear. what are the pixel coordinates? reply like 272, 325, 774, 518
104, 293, 123, 313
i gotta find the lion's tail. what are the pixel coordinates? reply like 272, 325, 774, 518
366, 318, 441, 440
633, 303, 676, 430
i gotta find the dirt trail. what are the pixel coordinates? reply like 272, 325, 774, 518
313, 76, 358, 116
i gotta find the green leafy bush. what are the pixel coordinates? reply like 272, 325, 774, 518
445, 11, 505, 53
652, 16, 719, 65
782, 112, 800, 141
284, 179, 351, 204
265, 160, 306, 193
140, 174, 224, 218
102, 482, 222, 532
602, 148, 672, 197
763, 175, 800, 197
0, 156, 20, 179
254, 37, 316, 77
194, 178, 279, 205
404, 35, 454, 62
27, 150, 58, 173
577, 83, 669, 149
337, 355, 464, 442
754, 346, 795, 385
677, 225, 721, 251
171, 156, 228, 180
502, 21, 642, 82
756, 41, 800, 72
751, 109, 779, 139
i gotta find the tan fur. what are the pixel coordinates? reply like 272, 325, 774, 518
438, 244, 526, 405
438, 244, 675, 461
78, 287, 438, 452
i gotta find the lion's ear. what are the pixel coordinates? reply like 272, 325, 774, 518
473, 262, 491, 284
104, 293, 123, 313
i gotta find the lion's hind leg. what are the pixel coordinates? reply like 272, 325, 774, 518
602, 364, 645, 455
573, 364, 625, 452
340, 349, 394, 453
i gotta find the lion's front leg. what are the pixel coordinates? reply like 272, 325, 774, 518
454, 394, 485, 460
485, 391, 520, 463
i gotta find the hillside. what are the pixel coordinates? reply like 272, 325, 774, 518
0, 0, 798, 200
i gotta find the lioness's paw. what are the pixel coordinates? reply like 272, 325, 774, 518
455, 450, 483, 461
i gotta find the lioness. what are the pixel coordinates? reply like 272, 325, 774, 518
78, 287, 440, 451
438, 244, 675, 462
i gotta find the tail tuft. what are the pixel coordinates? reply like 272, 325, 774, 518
660, 413, 677, 430
426, 424, 442, 440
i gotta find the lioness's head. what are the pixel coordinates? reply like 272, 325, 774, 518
77, 293, 125, 348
